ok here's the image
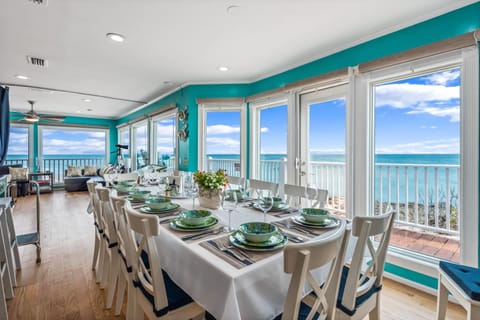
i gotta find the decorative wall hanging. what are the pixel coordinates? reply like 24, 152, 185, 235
178, 105, 188, 122
177, 105, 189, 141
178, 123, 189, 141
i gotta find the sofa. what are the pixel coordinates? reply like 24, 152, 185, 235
0, 164, 29, 197
64, 168, 105, 192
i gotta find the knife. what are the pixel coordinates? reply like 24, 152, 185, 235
182, 228, 223, 241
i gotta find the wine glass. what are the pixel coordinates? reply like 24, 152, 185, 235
304, 184, 318, 208
240, 178, 250, 207
222, 187, 238, 232
257, 189, 273, 222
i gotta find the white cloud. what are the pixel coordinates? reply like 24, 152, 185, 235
260, 127, 268, 133
206, 137, 240, 154
375, 83, 459, 108
422, 70, 460, 85
407, 105, 459, 122
207, 125, 240, 135
376, 138, 459, 154
42, 137, 106, 154
420, 125, 437, 129
156, 124, 175, 137
310, 148, 346, 154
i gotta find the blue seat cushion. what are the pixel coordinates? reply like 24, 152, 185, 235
273, 301, 320, 320
336, 265, 382, 316
440, 260, 480, 301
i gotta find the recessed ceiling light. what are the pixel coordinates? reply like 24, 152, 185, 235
76, 110, 82, 113
218, 66, 229, 72
82, 98, 92, 103
163, 81, 172, 85
15, 75, 29, 80
87, 108, 93, 112
106, 33, 125, 42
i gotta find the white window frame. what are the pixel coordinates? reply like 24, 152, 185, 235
249, 97, 290, 180
9, 123, 33, 169
198, 102, 246, 176
151, 110, 177, 172
131, 120, 149, 170
352, 48, 479, 273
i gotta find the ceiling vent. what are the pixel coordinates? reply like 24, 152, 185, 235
28, 0, 48, 4
27, 56, 48, 67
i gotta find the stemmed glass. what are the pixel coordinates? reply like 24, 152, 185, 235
304, 184, 318, 208
257, 189, 273, 222
240, 178, 250, 207
222, 186, 238, 232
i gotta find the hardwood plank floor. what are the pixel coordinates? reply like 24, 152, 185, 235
6, 191, 466, 319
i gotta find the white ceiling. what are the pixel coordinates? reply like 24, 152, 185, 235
0, 0, 476, 119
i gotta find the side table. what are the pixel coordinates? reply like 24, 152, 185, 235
28, 172, 54, 194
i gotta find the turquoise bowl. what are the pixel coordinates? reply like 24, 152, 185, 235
145, 196, 171, 210
264, 197, 283, 208
180, 210, 212, 226
301, 208, 330, 223
118, 180, 136, 187
129, 189, 151, 201
238, 222, 278, 243
115, 184, 134, 194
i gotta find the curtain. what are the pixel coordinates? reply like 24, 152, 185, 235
0, 86, 10, 165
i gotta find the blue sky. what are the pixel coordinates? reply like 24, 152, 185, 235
7, 68, 460, 157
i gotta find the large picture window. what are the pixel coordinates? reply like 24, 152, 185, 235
152, 111, 177, 171
5, 124, 31, 168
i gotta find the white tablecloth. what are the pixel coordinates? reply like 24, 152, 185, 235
137, 191, 350, 319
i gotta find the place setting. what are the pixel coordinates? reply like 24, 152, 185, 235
130, 194, 181, 216
200, 221, 291, 269
273, 208, 342, 238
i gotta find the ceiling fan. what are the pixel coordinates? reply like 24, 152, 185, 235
23, 100, 65, 123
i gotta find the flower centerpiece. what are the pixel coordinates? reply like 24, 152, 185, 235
193, 169, 229, 209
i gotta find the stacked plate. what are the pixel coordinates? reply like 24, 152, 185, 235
253, 199, 289, 212
292, 208, 341, 229
140, 203, 180, 214
170, 210, 219, 231
229, 222, 288, 251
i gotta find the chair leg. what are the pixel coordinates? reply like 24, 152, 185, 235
99, 247, 109, 289
0, 277, 7, 320
114, 271, 127, 315
126, 279, 136, 320
436, 277, 448, 320
468, 304, 480, 320
92, 234, 99, 271
96, 240, 106, 284
369, 293, 381, 320
106, 254, 120, 308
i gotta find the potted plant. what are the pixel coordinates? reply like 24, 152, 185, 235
193, 169, 229, 209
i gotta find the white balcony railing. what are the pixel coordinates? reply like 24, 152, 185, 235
206, 157, 460, 235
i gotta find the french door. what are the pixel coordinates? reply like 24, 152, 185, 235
298, 85, 348, 212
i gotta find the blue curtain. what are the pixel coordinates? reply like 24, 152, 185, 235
0, 86, 10, 165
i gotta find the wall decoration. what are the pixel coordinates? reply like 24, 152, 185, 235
177, 105, 189, 141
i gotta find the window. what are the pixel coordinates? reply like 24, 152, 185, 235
198, 103, 246, 177
39, 126, 108, 183
250, 99, 288, 182
351, 48, 478, 269
152, 111, 177, 171
118, 126, 130, 159
5, 124, 31, 168
132, 121, 148, 169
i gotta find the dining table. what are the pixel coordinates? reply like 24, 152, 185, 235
131, 187, 354, 320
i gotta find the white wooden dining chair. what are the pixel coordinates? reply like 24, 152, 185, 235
275, 219, 350, 320
249, 178, 279, 197
110, 195, 137, 318
335, 210, 395, 320
0, 208, 12, 320
96, 186, 121, 309
124, 205, 205, 320
436, 260, 480, 320
104, 172, 139, 186
87, 180, 105, 283
283, 184, 328, 208
227, 176, 245, 189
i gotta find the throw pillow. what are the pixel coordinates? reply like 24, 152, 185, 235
67, 165, 82, 177
99, 165, 114, 177
9, 167, 28, 180
84, 165, 98, 176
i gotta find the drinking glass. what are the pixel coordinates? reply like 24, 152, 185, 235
257, 189, 273, 222
304, 184, 318, 208
223, 187, 238, 232
240, 178, 250, 207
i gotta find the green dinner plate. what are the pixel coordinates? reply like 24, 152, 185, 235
229, 233, 288, 252
291, 215, 340, 229
253, 202, 289, 212
170, 216, 218, 231
126, 196, 146, 203
231, 230, 286, 247
140, 203, 180, 214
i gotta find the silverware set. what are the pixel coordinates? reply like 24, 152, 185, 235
181, 228, 224, 241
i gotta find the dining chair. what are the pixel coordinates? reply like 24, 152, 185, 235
436, 261, 480, 319
275, 218, 350, 320
124, 205, 205, 320
0, 208, 12, 320
249, 178, 279, 197
87, 180, 105, 283
110, 195, 137, 318
283, 184, 328, 208
96, 186, 121, 309
227, 176, 245, 189
335, 210, 395, 320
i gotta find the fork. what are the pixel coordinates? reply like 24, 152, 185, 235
216, 241, 253, 263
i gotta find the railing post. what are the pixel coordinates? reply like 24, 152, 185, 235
207, 156, 213, 172
278, 157, 287, 197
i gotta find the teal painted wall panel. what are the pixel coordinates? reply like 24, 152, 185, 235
385, 262, 438, 290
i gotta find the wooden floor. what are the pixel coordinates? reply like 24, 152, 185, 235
6, 191, 466, 319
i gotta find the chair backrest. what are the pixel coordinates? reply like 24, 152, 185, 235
282, 219, 350, 320
283, 184, 328, 208
104, 172, 139, 186
87, 180, 102, 228
110, 195, 135, 270
227, 176, 245, 189
249, 179, 278, 197
96, 186, 117, 245
125, 205, 170, 313
340, 210, 395, 312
